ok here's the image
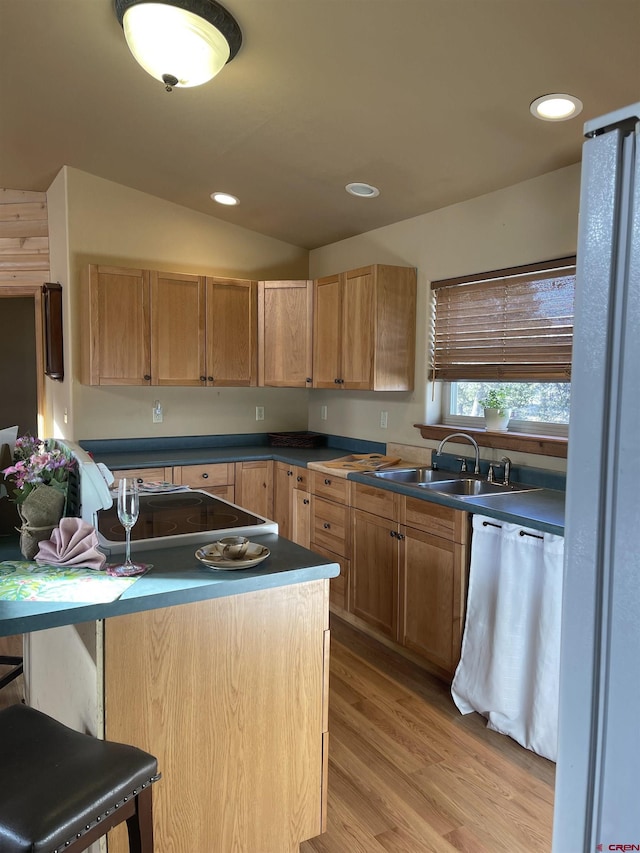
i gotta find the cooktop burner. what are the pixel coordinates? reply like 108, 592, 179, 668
97, 490, 272, 551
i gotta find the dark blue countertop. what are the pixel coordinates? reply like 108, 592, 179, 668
86, 439, 565, 536
0, 533, 340, 638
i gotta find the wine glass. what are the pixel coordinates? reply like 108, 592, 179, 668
113, 477, 140, 575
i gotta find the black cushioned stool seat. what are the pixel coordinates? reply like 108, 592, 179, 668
0, 703, 160, 853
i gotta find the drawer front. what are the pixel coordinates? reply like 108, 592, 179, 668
404, 496, 469, 544
311, 471, 350, 504
352, 482, 400, 520
293, 466, 310, 491
176, 463, 234, 489
312, 496, 350, 557
111, 467, 172, 485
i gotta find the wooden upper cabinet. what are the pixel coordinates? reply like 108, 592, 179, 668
82, 265, 151, 385
313, 274, 342, 389
205, 277, 257, 386
312, 264, 417, 391
258, 280, 313, 387
151, 271, 205, 386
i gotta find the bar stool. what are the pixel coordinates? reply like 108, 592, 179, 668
0, 654, 23, 691
0, 703, 160, 853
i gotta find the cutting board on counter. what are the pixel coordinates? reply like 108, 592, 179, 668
307, 454, 403, 478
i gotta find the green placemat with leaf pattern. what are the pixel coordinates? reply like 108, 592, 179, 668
0, 561, 142, 602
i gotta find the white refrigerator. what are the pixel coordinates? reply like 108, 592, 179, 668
554, 103, 640, 849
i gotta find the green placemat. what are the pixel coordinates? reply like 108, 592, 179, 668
0, 561, 143, 602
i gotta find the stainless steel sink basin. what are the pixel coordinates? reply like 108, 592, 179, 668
417, 478, 540, 498
369, 467, 456, 484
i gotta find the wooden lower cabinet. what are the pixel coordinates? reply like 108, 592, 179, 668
273, 462, 309, 540
174, 462, 235, 501
235, 460, 274, 519
400, 525, 467, 674
349, 484, 470, 678
350, 509, 399, 640
104, 581, 330, 853
292, 488, 312, 548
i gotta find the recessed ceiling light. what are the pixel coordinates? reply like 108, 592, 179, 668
530, 94, 583, 122
210, 192, 239, 206
345, 182, 380, 198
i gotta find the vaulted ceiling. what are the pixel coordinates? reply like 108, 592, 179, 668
1, 1, 638, 249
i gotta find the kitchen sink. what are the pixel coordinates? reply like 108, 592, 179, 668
417, 478, 541, 498
370, 467, 456, 484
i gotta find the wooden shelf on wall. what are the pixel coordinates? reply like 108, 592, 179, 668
413, 424, 568, 458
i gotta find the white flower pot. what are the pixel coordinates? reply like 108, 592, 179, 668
484, 407, 511, 432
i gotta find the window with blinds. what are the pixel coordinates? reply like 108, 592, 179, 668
430, 256, 576, 382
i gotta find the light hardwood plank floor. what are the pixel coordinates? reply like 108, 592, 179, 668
301, 616, 555, 853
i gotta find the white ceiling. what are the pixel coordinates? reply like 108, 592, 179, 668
1, 0, 638, 249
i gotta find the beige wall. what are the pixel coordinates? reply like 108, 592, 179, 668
47, 167, 310, 440
308, 163, 581, 471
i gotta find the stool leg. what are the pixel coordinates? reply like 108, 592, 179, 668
126, 785, 154, 853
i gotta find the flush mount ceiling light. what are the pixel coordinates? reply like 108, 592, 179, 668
345, 182, 380, 198
530, 93, 583, 122
210, 191, 239, 205
114, 0, 242, 91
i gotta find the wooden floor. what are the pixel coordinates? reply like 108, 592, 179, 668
0, 623, 555, 853
301, 616, 555, 853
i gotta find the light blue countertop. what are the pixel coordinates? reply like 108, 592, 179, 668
0, 534, 340, 638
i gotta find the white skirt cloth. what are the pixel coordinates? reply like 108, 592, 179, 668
451, 514, 565, 761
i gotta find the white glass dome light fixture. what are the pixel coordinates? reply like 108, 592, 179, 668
530, 93, 583, 122
114, 0, 242, 91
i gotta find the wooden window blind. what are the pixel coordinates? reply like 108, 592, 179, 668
430, 256, 576, 381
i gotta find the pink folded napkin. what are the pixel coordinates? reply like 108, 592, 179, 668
35, 517, 106, 570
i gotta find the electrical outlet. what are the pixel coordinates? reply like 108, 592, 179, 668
153, 400, 163, 423
380, 411, 388, 429
321, 405, 328, 421
256, 406, 265, 421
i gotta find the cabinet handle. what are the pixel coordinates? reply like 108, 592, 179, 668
397, 533, 405, 541
303, 499, 309, 505
334, 378, 340, 384
287, 470, 293, 477
306, 377, 312, 383
323, 522, 331, 529
389, 530, 396, 538
202, 472, 209, 479
136, 477, 144, 484
296, 475, 303, 482
143, 374, 151, 381
200, 375, 206, 382
324, 478, 331, 485
207, 376, 214, 382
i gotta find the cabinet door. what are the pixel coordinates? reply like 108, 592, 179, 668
83, 265, 151, 385
350, 509, 399, 640
205, 277, 257, 386
273, 462, 295, 540
341, 266, 375, 389
234, 461, 273, 519
258, 281, 313, 387
292, 488, 311, 548
312, 274, 342, 388
400, 525, 466, 674
151, 271, 205, 386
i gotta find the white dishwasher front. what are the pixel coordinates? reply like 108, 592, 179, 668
451, 514, 564, 761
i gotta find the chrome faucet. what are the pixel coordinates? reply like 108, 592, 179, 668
500, 456, 512, 486
436, 432, 480, 475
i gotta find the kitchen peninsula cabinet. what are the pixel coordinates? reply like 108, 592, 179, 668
313, 264, 417, 391
258, 280, 313, 387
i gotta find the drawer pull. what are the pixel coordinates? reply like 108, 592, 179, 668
136, 477, 144, 484
323, 522, 331, 529
324, 478, 331, 485
303, 499, 309, 505
202, 472, 209, 479
287, 470, 293, 476
296, 475, 303, 482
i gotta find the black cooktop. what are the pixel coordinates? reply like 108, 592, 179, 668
97, 491, 265, 543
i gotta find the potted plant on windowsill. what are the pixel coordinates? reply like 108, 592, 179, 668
479, 389, 512, 432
